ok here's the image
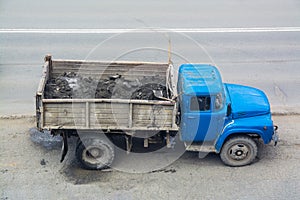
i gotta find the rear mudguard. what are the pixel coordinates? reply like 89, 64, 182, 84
60, 132, 68, 162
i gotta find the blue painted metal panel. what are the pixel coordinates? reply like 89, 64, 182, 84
215, 114, 274, 152
178, 64, 226, 142
225, 84, 270, 119
177, 63, 275, 150
178, 64, 224, 95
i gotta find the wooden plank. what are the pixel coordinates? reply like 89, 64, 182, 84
44, 103, 85, 108
44, 115, 85, 122
44, 118, 85, 126
89, 118, 128, 126
90, 110, 130, 115
44, 121, 86, 126
52, 60, 169, 67
89, 113, 129, 119
52, 61, 169, 66
133, 106, 174, 112
43, 125, 177, 131
89, 120, 128, 126
51, 71, 167, 77
43, 108, 85, 112
52, 59, 168, 64
133, 120, 172, 125
132, 122, 172, 128
133, 112, 172, 118
44, 112, 85, 120
44, 107, 85, 114
51, 65, 168, 71
133, 104, 174, 109
90, 115, 129, 122
44, 104, 85, 109
44, 111, 85, 118
43, 109, 86, 114
133, 112, 172, 122
51, 67, 167, 71
133, 115, 172, 120
91, 103, 130, 109
133, 115, 173, 120
50, 72, 166, 78
44, 111, 172, 128
90, 105, 130, 110
37, 61, 50, 95
44, 118, 86, 128
51, 71, 166, 77
51, 71, 166, 76
45, 113, 85, 121
43, 99, 175, 105
90, 104, 130, 109
92, 102, 129, 107
133, 110, 173, 116
44, 102, 169, 110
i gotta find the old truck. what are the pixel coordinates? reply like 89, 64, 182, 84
36, 55, 278, 169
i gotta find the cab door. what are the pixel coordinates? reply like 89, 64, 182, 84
180, 94, 226, 142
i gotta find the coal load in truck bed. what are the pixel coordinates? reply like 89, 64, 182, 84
44, 72, 168, 100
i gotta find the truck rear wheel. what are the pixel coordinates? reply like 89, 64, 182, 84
76, 136, 114, 170
220, 136, 257, 167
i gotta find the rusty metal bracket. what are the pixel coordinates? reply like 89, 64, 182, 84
166, 131, 171, 148
125, 135, 132, 154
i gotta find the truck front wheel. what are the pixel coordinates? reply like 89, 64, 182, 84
76, 137, 114, 170
220, 136, 257, 167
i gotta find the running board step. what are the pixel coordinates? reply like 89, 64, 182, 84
184, 142, 216, 153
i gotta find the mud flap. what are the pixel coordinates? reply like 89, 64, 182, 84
273, 125, 279, 146
60, 132, 68, 162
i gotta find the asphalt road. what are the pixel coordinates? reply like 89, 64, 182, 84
1, 115, 300, 199
1, 0, 300, 28
0, 0, 300, 115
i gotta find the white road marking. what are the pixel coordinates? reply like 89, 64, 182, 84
1, 27, 300, 34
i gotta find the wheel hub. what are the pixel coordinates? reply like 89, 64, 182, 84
229, 144, 249, 160
83, 146, 104, 164
89, 148, 101, 158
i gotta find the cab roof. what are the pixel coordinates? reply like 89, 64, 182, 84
178, 64, 224, 95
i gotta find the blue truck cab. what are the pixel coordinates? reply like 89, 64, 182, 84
177, 64, 278, 166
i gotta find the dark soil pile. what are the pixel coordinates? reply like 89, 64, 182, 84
44, 75, 73, 99
45, 72, 168, 100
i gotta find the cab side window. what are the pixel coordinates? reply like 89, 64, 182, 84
215, 93, 224, 110
190, 96, 211, 111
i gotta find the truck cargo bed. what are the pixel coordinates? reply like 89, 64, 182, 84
36, 56, 178, 133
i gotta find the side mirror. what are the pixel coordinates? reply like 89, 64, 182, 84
226, 103, 232, 117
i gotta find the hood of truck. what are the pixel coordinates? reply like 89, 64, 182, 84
225, 83, 270, 119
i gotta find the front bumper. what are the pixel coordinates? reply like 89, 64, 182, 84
272, 125, 279, 146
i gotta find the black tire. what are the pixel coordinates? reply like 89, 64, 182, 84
220, 136, 257, 167
76, 137, 114, 170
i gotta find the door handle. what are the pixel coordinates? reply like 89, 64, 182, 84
187, 116, 196, 119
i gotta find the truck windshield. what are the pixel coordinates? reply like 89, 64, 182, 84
190, 96, 211, 111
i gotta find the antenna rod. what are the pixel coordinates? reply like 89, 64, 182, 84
168, 38, 172, 64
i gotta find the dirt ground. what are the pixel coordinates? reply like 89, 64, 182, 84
0, 115, 300, 200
